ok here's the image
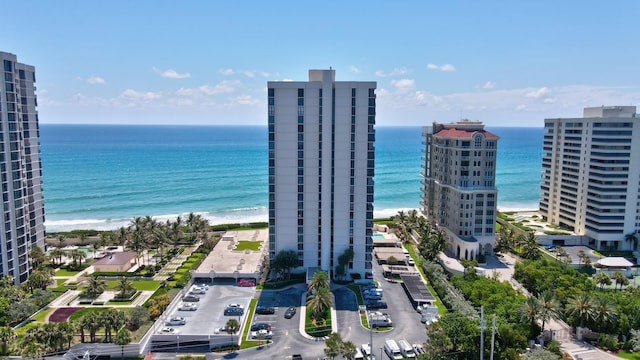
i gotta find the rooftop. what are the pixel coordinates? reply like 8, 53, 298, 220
92, 251, 137, 266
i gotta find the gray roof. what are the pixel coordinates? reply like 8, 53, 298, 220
93, 251, 137, 266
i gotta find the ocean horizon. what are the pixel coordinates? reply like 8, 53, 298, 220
40, 124, 543, 232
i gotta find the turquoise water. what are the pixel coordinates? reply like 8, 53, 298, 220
39, 125, 543, 232
371, 234, 385, 239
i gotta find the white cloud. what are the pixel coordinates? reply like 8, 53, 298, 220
160, 69, 191, 79
177, 80, 242, 97
349, 65, 361, 73
440, 64, 456, 72
219, 68, 235, 75
482, 81, 496, 89
375, 67, 409, 77
231, 95, 260, 106
526, 87, 549, 99
87, 76, 105, 84
427, 63, 456, 72
119, 89, 162, 101
390, 79, 415, 93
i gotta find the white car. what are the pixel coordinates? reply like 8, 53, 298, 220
178, 303, 198, 311
166, 316, 186, 325
197, 284, 210, 290
160, 327, 178, 334
227, 303, 244, 309
190, 286, 207, 294
250, 329, 273, 339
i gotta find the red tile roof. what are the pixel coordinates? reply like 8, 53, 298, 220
434, 128, 499, 139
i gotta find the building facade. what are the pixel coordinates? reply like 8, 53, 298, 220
267, 69, 375, 279
540, 106, 640, 250
421, 121, 499, 260
0, 52, 45, 284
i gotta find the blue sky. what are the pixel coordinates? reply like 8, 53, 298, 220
3, 1, 639, 127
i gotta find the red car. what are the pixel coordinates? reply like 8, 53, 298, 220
237, 279, 256, 287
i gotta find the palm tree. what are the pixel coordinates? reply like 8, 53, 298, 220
566, 292, 594, 328
611, 271, 628, 291
592, 296, 618, 330
593, 272, 611, 291
0, 326, 16, 355
519, 232, 540, 260
57, 235, 66, 248
81, 312, 101, 342
308, 271, 329, 294
57, 321, 75, 351
116, 278, 136, 298
306, 286, 333, 319
225, 318, 240, 346
521, 296, 541, 337
625, 232, 639, 250
29, 247, 47, 270
538, 291, 560, 334
49, 248, 65, 266
84, 276, 107, 298
114, 329, 131, 359
70, 249, 87, 268
20, 341, 45, 360
577, 250, 586, 268
341, 340, 357, 360
101, 309, 126, 342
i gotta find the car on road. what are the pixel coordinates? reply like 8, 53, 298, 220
250, 329, 273, 339
178, 303, 198, 311
284, 306, 296, 319
160, 327, 178, 334
255, 306, 275, 315
250, 322, 272, 331
182, 295, 200, 302
365, 300, 388, 310
224, 307, 244, 316
166, 316, 186, 325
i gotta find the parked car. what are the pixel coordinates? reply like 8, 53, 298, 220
178, 303, 198, 311
284, 306, 297, 319
412, 343, 425, 355
250, 329, 273, 339
256, 306, 275, 315
197, 283, 210, 290
407, 257, 415, 266
160, 327, 178, 334
237, 279, 256, 287
182, 295, 200, 302
224, 307, 244, 316
365, 301, 388, 310
364, 292, 383, 301
166, 316, 186, 325
189, 286, 206, 294
227, 303, 244, 309
292, 355, 303, 360
361, 344, 376, 360
250, 323, 272, 331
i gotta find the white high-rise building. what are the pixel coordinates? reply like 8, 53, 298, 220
540, 106, 640, 250
421, 121, 499, 260
0, 51, 45, 284
267, 69, 376, 279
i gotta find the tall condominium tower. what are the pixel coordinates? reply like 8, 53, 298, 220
267, 69, 376, 279
0, 52, 45, 284
421, 121, 499, 260
540, 106, 640, 250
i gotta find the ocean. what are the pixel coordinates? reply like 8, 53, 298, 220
39, 125, 544, 232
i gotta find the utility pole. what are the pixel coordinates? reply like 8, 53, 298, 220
490, 314, 497, 360
369, 320, 373, 360
480, 306, 485, 360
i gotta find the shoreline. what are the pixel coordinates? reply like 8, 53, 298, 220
44, 203, 539, 233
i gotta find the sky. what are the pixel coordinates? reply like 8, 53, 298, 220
3, 1, 640, 127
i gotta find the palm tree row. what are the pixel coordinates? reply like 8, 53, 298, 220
392, 210, 447, 261
73, 309, 127, 343
306, 271, 332, 322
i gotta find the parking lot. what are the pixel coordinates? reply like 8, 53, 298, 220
158, 283, 255, 336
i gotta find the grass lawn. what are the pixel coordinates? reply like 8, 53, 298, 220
55, 269, 81, 276
105, 280, 160, 291
235, 241, 262, 251
56, 278, 68, 286
239, 298, 258, 349
618, 351, 640, 359
31, 307, 55, 323
68, 307, 110, 322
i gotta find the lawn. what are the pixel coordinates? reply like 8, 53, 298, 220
235, 241, 262, 251
55, 269, 81, 277
617, 351, 640, 359
56, 278, 68, 286
31, 307, 55, 323
305, 305, 332, 338
239, 298, 258, 349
